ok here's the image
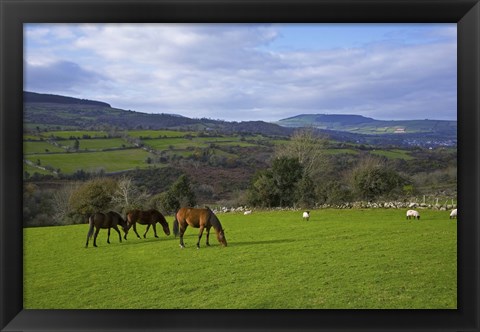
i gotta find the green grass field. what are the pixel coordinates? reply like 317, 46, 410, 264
127, 130, 194, 138
25, 149, 153, 173
23, 209, 457, 309
39, 130, 110, 139
23, 141, 66, 154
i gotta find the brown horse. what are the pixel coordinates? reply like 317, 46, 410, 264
85, 211, 128, 248
125, 209, 170, 239
173, 207, 227, 249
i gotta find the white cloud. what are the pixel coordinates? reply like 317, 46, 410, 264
24, 23, 457, 121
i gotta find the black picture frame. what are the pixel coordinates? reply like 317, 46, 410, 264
1, 0, 479, 331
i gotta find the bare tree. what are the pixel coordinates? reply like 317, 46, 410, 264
275, 127, 329, 178
52, 183, 79, 225
112, 176, 149, 213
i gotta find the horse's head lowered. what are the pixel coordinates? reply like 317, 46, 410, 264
216, 228, 227, 247
160, 220, 171, 236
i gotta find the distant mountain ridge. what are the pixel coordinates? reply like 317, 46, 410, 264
24, 91, 293, 136
277, 113, 457, 136
24, 91, 456, 147
24, 91, 111, 108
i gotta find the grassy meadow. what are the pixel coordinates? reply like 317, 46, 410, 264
23, 208, 457, 309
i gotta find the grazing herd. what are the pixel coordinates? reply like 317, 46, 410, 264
85, 207, 226, 249
85, 206, 457, 248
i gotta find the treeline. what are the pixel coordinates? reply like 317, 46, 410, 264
246, 128, 456, 208
24, 173, 197, 227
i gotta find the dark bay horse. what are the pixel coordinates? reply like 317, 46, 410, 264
125, 209, 170, 239
173, 207, 227, 249
85, 211, 128, 248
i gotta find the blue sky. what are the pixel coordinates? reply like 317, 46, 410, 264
24, 23, 457, 121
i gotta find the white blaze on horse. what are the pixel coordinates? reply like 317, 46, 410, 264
303, 211, 310, 221
406, 209, 420, 220
449, 209, 457, 219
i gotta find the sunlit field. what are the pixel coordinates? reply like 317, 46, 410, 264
23, 209, 457, 309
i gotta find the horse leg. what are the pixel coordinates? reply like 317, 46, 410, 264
143, 224, 151, 238
107, 228, 111, 244
133, 223, 141, 239
113, 225, 122, 243
93, 228, 101, 247
196, 226, 205, 249
152, 223, 159, 238
179, 225, 187, 248
205, 226, 211, 246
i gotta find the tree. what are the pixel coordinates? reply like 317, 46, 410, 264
154, 191, 180, 214
111, 176, 149, 213
271, 157, 303, 207
170, 174, 196, 207
51, 183, 79, 225
248, 157, 303, 207
247, 171, 278, 207
295, 174, 316, 208
275, 127, 328, 179
350, 156, 407, 201
68, 178, 117, 217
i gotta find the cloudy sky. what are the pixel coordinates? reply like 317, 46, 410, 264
24, 23, 456, 122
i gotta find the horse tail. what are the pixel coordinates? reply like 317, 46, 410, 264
85, 215, 95, 247
173, 211, 179, 238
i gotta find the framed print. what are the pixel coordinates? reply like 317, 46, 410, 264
1, 0, 479, 331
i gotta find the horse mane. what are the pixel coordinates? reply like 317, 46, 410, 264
207, 209, 222, 231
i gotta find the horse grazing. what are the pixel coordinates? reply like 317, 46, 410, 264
450, 208, 457, 219
303, 211, 310, 221
85, 211, 129, 248
125, 209, 170, 239
406, 209, 420, 220
173, 207, 227, 249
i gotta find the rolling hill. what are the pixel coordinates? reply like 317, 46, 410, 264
24, 91, 292, 136
277, 113, 457, 136
24, 91, 456, 147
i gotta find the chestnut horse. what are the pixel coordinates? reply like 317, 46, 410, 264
173, 207, 227, 249
125, 209, 170, 239
85, 211, 128, 248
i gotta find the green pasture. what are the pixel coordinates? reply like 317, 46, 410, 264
24, 149, 153, 174
39, 130, 110, 139
23, 209, 457, 309
63, 138, 133, 151
23, 164, 52, 175
144, 138, 203, 150
127, 130, 193, 139
23, 141, 66, 154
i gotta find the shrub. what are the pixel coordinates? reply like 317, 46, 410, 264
68, 178, 118, 218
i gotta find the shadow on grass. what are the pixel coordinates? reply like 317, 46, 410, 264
229, 238, 297, 247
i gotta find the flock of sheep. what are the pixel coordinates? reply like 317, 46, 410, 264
405, 208, 457, 220
243, 208, 458, 221
243, 209, 457, 221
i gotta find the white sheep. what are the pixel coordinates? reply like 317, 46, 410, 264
302, 211, 310, 221
449, 209, 457, 219
406, 209, 420, 220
